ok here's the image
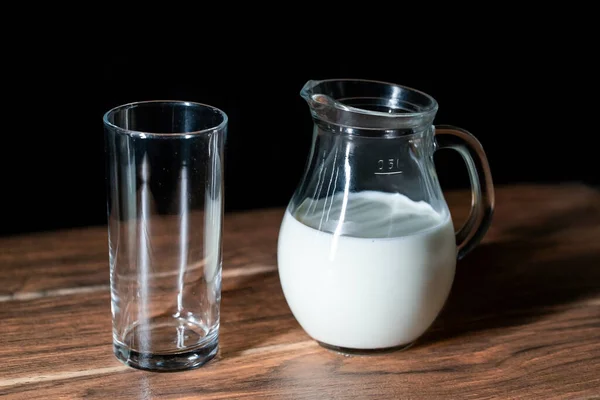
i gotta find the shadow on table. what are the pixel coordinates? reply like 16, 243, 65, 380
216, 271, 299, 359
421, 202, 600, 345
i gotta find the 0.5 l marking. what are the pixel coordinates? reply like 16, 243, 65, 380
375, 158, 403, 175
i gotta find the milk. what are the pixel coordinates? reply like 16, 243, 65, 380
277, 191, 457, 350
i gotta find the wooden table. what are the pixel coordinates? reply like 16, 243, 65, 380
1, 184, 599, 399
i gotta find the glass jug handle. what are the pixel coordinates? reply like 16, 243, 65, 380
434, 125, 495, 260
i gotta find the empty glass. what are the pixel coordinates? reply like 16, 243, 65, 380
103, 100, 227, 371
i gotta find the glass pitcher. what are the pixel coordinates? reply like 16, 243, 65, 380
277, 79, 494, 353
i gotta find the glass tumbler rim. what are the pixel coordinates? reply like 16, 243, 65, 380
103, 99, 228, 138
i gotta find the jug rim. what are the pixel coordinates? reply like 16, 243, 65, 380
300, 78, 439, 120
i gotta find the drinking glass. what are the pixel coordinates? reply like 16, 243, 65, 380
103, 100, 227, 371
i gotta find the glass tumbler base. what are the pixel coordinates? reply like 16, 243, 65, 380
113, 336, 218, 372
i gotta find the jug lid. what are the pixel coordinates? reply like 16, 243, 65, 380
300, 79, 438, 135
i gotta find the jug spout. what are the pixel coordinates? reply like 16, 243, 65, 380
301, 79, 353, 108
300, 79, 438, 134
301, 80, 351, 112
300, 80, 319, 99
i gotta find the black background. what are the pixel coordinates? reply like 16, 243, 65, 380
0, 28, 594, 237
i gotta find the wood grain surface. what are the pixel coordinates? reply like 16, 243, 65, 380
0, 184, 598, 399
